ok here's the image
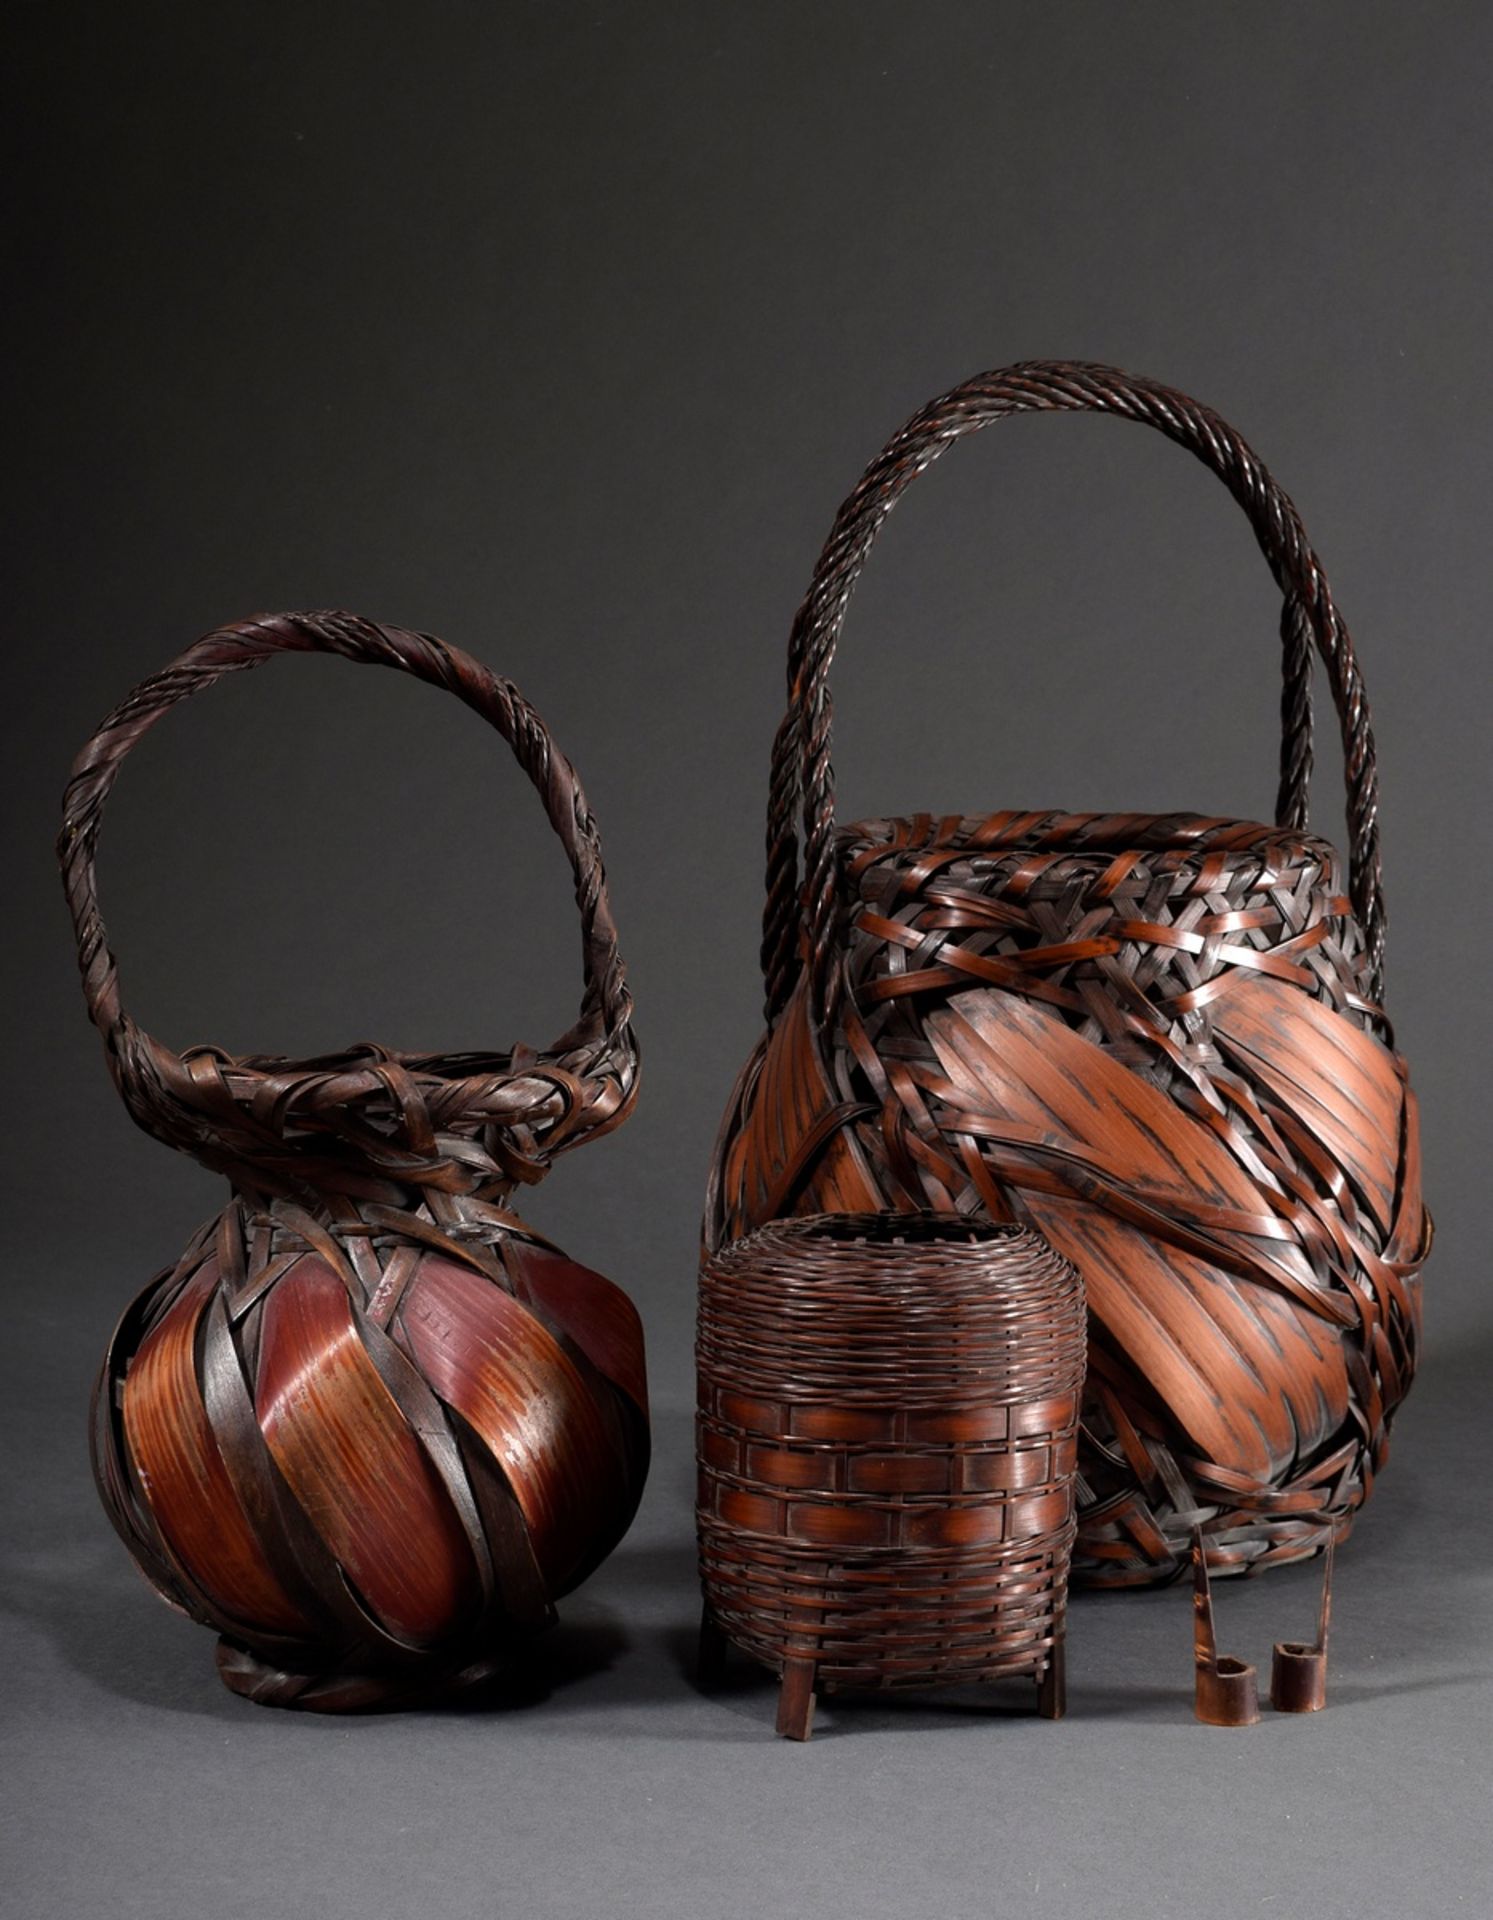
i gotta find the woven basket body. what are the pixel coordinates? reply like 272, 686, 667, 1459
63, 612, 648, 1708
707, 363, 1429, 1588
698, 1214, 1084, 1697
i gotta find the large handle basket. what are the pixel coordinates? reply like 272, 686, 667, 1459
708, 362, 1428, 1587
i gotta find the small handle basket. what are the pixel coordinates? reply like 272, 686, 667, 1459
60, 609, 638, 1204
65, 613, 649, 1710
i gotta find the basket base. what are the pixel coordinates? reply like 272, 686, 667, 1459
214, 1637, 509, 1714
698, 1608, 1066, 1741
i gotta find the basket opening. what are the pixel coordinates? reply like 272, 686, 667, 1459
798, 1212, 1023, 1249
840, 809, 1338, 870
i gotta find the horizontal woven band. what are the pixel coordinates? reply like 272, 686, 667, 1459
699, 1518, 1076, 1688
697, 1212, 1085, 1684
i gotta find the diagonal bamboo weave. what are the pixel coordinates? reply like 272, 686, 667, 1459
706, 363, 1430, 1586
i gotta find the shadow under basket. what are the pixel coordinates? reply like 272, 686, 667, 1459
697, 1212, 1086, 1738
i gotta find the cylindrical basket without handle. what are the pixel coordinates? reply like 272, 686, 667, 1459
697, 1212, 1085, 1737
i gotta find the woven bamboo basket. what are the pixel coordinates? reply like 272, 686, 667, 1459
61, 611, 648, 1709
706, 361, 1430, 1588
698, 1213, 1085, 1736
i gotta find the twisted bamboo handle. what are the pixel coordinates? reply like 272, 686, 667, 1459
761, 361, 1384, 1021
60, 611, 634, 1158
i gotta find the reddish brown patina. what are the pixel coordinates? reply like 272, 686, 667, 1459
1192, 1529, 1259, 1726
706, 361, 1429, 1588
698, 1213, 1084, 1737
64, 612, 648, 1709
1271, 1535, 1334, 1712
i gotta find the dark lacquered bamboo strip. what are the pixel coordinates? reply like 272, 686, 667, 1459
396, 1254, 618, 1591
255, 1257, 479, 1646
122, 1258, 311, 1636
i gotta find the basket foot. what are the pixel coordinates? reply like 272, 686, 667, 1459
1191, 1529, 1260, 1726
214, 1637, 505, 1713
698, 1604, 730, 1690
776, 1657, 817, 1741
1037, 1639, 1066, 1720
1270, 1534, 1333, 1714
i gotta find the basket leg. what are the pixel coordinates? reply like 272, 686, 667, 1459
1191, 1529, 1260, 1726
776, 1657, 817, 1741
698, 1603, 730, 1690
1037, 1639, 1066, 1720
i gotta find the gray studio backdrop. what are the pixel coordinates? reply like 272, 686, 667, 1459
6, 6, 1490, 1919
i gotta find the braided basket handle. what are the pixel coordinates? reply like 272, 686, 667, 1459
60, 610, 634, 1127
762, 361, 1385, 1022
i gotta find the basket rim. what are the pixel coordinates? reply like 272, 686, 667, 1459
837, 808, 1343, 871
709, 1210, 1039, 1253
201, 1035, 621, 1104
